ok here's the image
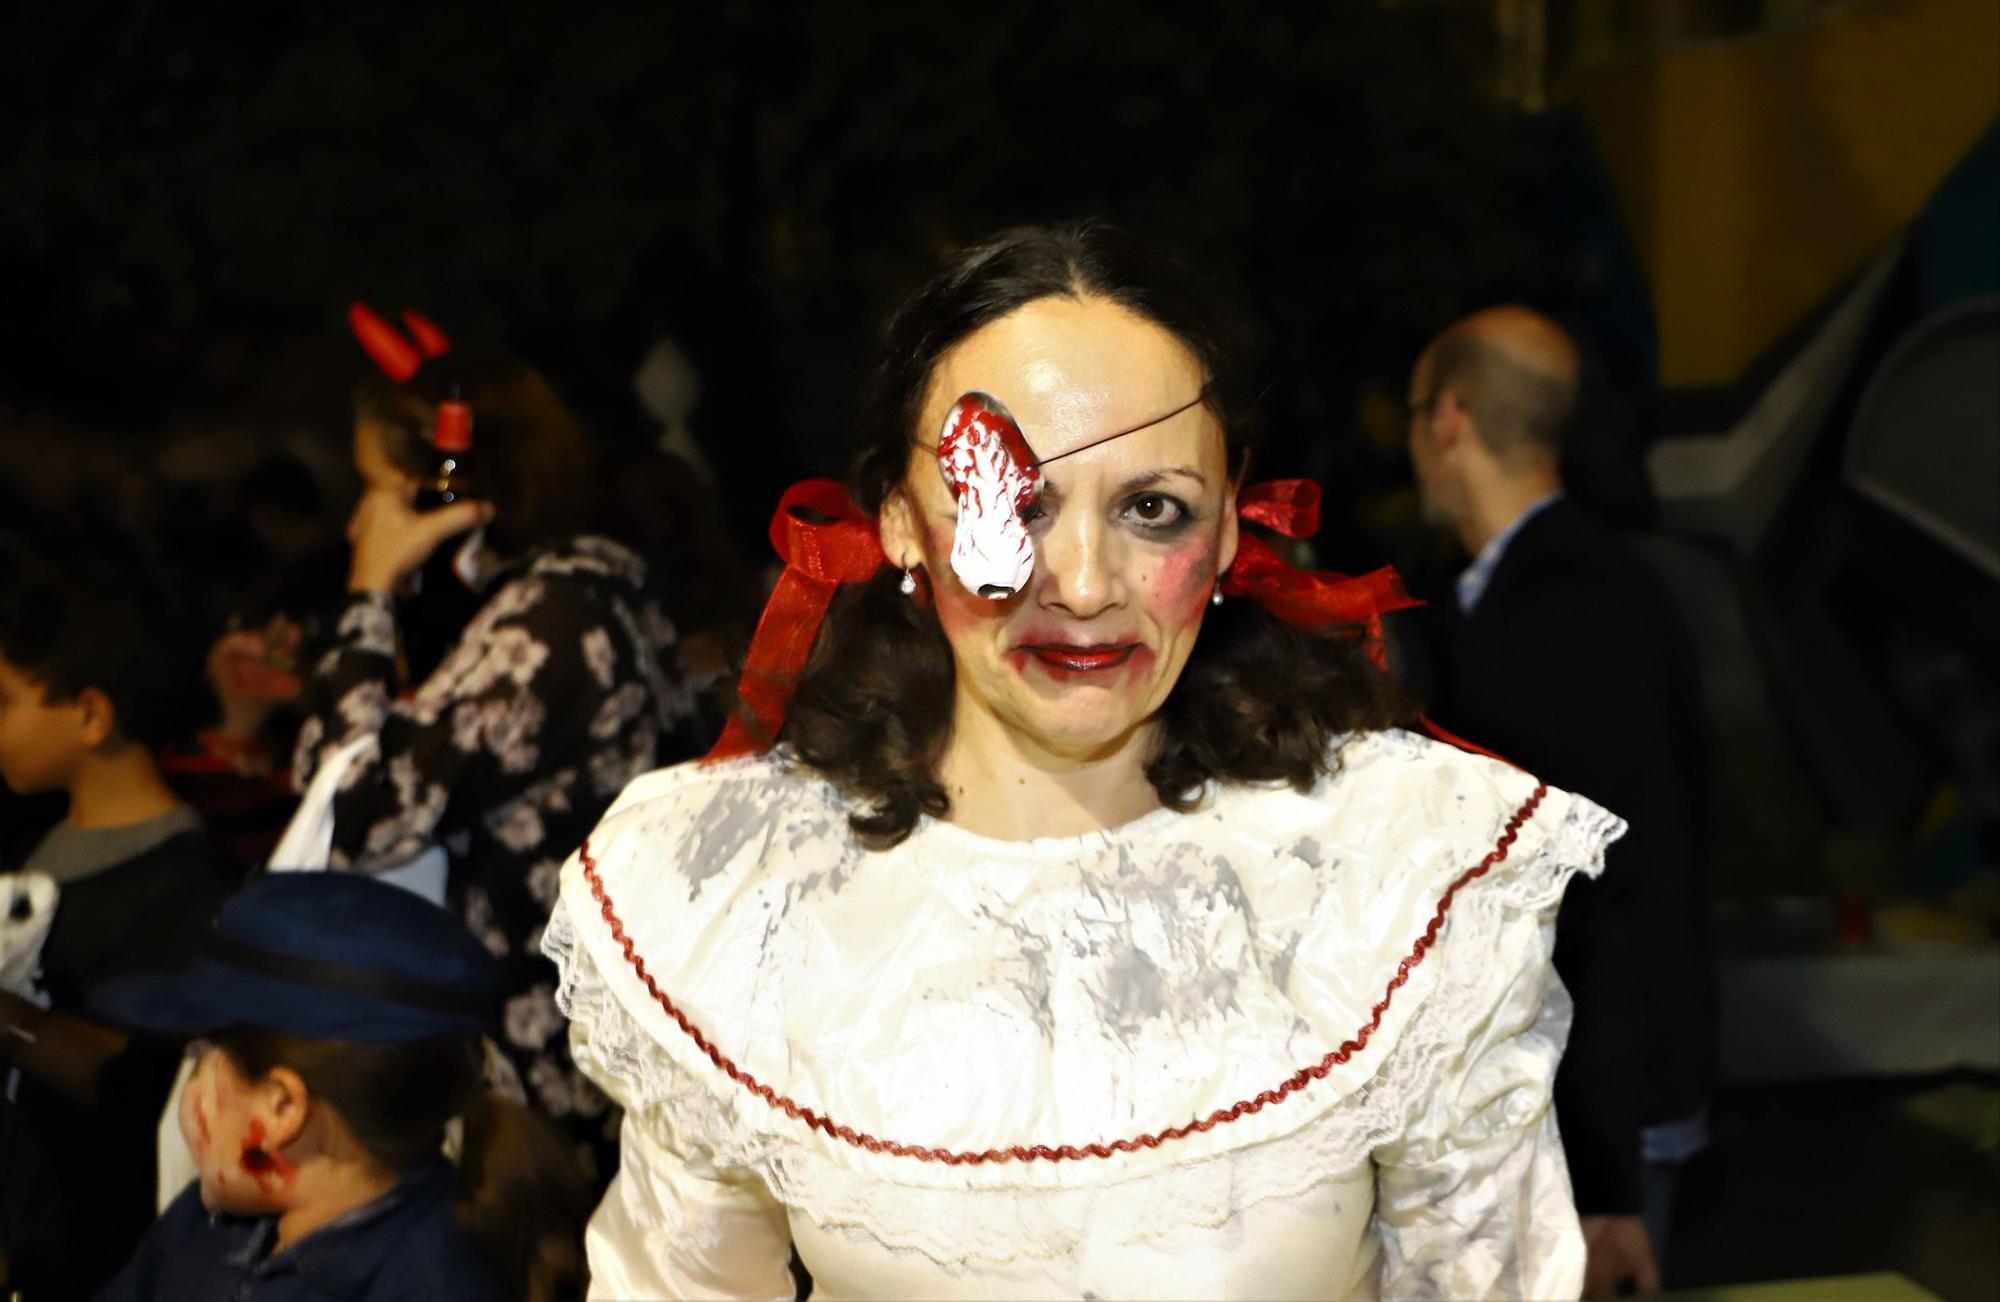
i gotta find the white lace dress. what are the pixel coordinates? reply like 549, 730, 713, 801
544, 728, 1623, 1299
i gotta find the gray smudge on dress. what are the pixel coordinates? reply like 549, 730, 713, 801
1270, 931, 1305, 996
1100, 946, 1168, 1034
1071, 844, 1250, 1045
682, 775, 783, 900
978, 907, 1058, 1041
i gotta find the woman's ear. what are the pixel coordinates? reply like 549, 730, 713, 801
877, 483, 927, 572
1216, 486, 1240, 581
1217, 446, 1249, 582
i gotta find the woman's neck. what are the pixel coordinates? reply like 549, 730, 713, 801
937, 700, 1162, 841
274, 1155, 402, 1252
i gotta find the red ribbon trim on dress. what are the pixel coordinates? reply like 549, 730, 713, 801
576, 781, 1547, 1164
705, 478, 1437, 762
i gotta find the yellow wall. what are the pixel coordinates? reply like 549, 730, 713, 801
1570, 0, 2000, 388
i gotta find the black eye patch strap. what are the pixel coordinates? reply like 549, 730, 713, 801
1029, 384, 1213, 468
915, 384, 1213, 465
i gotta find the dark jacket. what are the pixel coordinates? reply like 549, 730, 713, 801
1419, 498, 1716, 1215
99, 1162, 501, 1302
1, 828, 241, 1299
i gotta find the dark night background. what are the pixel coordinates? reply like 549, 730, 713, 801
1, 0, 1611, 567
4, 2, 1998, 1294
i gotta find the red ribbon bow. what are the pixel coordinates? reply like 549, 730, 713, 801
1219, 480, 1419, 668
705, 478, 1421, 761
706, 481, 887, 760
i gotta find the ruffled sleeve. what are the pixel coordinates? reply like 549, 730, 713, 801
547, 844, 797, 1301
583, 1112, 795, 1301
1368, 824, 1591, 1299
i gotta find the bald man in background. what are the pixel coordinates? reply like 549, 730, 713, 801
1404, 308, 1715, 1297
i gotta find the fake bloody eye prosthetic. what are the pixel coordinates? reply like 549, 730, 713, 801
937, 391, 1042, 599
931, 385, 1212, 600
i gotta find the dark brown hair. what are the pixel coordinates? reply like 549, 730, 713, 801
355, 348, 596, 555
0, 536, 201, 750
782, 222, 1412, 847
216, 1029, 592, 1302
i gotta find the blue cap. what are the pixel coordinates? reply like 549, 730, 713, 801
91, 873, 500, 1044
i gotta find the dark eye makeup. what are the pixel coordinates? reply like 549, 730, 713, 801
1015, 491, 1196, 538
1121, 492, 1191, 533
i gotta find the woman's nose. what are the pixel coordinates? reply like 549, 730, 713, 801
1036, 510, 1125, 620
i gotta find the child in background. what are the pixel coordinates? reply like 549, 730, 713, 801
161, 613, 307, 870
161, 450, 348, 873
92, 872, 592, 1302
0, 542, 242, 1299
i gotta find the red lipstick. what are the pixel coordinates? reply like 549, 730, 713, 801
1009, 636, 1154, 682
1028, 644, 1137, 673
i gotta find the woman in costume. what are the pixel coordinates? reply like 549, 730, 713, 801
546, 224, 1620, 1298
289, 310, 705, 1172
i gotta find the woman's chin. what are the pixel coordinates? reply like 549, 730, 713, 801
1003, 698, 1151, 758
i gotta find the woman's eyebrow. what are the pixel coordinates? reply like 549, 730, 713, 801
1037, 465, 1207, 504
1115, 467, 1207, 495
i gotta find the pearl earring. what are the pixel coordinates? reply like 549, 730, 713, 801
899, 569, 918, 596
1210, 587, 1224, 607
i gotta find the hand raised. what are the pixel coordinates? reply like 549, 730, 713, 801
346, 485, 493, 596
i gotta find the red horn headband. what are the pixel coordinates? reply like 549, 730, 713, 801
348, 302, 452, 383
704, 478, 1435, 763
401, 309, 452, 359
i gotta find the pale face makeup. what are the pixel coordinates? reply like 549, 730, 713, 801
181, 1042, 297, 1214
885, 296, 1239, 764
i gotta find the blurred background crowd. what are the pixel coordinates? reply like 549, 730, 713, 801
2, 1, 1996, 1298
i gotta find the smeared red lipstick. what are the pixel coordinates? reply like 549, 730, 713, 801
1028, 644, 1137, 672
1006, 638, 1155, 682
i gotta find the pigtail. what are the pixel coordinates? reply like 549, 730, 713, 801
451, 1089, 594, 1302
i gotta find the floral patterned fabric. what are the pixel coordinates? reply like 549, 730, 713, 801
294, 536, 703, 1169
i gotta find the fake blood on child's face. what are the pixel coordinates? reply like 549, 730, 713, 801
181, 1045, 296, 1213
238, 1117, 298, 1193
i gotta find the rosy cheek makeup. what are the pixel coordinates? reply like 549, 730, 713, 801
1148, 538, 1221, 628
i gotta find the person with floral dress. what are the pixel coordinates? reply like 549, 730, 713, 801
286, 339, 705, 1176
